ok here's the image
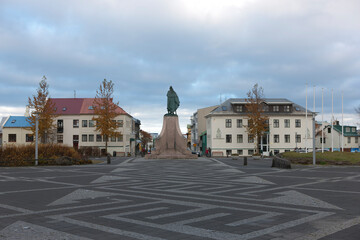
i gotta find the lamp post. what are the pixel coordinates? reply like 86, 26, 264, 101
35, 113, 39, 166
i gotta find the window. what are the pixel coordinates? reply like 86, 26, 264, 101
82, 120, 88, 127
284, 105, 290, 112
82, 134, 87, 142
226, 150, 232, 156
274, 134, 279, 143
355, 137, 358, 143
8, 134, 16, 142
89, 134, 94, 142
284, 119, 290, 128
88, 106, 94, 110
111, 136, 116, 142
273, 119, 279, 128
96, 134, 102, 142
62, 107, 67, 111
89, 120, 95, 127
248, 134, 254, 143
117, 135, 123, 142
295, 119, 301, 128
57, 135, 63, 143
225, 119, 232, 128
348, 137, 351, 143
103, 135, 108, 142
73, 119, 79, 128
73, 135, 79, 141
263, 105, 269, 112
273, 105, 279, 112
274, 149, 280, 155
235, 105, 242, 112
328, 128, 331, 133
320, 137, 326, 143
237, 119, 243, 128
346, 127, 350, 132
296, 134, 301, 143
248, 119, 253, 127
285, 134, 290, 143
226, 134, 232, 143
237, 150, 243, 155
26, 134, 34, 142
57, 120, 63, 133
248, 149, 254, 155
237, 134, 243, 143
118, 120, 123, 127
352, 128, 356, 133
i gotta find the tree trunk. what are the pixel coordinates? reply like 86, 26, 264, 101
105, 134, 108, 155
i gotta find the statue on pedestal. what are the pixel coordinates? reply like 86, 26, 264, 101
167, 86, 179, 115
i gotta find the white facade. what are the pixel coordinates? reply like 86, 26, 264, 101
316, 125, 359, 150
206, 98, 315, 156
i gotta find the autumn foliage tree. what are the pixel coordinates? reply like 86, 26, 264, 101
245, 83, 269, 154
27, 76, 57, 143
93, 79, 121, 155
140, 130, 152, 151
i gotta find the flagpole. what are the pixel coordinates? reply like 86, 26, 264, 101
305, 83, 308, 153
313, 86, 315, 153
322, 88, 324, 153
342, 92, 344, 152
331, 89, 334, 152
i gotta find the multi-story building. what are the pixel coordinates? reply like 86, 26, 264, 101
206, 98, 314, 156
2, 98, 139, 156
316, 123, 359, 151
190, 106, 218, 155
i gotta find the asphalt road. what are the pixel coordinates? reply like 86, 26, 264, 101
0, 157, 359, 240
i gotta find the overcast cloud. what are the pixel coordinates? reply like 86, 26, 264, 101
1, 0, 359, 133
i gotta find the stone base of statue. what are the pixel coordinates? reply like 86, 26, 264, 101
146, 115, 197, 159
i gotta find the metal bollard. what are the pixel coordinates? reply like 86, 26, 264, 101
244, 156, 247, 166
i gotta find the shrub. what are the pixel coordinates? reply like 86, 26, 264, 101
0, 144, 91, 167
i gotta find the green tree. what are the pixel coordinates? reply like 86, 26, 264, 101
245, 83, 269, 154
27, 76, 57, 143
93, 79, 121, 155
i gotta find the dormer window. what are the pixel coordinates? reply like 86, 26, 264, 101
263, 105, 269, 112
222, 106, 227, 111
235, 105, 242, 112
284, 105, 290, 112
11, 119, 16, 123
62, 107, 67, 111
273, 106, 279, 112
88, 106, 94, 110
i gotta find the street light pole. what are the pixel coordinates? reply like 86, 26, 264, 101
35, 114, 39, 166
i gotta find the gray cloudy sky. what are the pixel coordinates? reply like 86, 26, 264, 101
1, 0, 359, 133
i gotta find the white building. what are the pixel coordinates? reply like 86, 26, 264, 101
206, 98, 315, 156
316, 123, 359, 151
1, 116, 33, 146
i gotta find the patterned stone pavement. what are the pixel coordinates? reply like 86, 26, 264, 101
0, 157, 360, 239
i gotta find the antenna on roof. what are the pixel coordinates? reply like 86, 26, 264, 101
74, 90, 76, 98
220, 93, 222, 104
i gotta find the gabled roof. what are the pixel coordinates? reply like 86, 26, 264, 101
3, 116, 31, 128
50, 98, 130, 116
331, 125, 359, 137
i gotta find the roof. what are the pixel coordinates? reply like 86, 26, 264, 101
3, 116, 31, 128
209, 98, 312, 116
50, 98, 130, 116
332, 125, 359, 137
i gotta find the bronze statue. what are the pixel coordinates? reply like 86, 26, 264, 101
167, 86, 179, 115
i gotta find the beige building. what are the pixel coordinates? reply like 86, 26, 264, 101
1, 116, 34, 146
206, 98, 315, 156
190, 105, 218, 155
2, 98, 139, 156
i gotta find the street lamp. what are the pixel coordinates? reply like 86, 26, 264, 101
34, 113, 39, 166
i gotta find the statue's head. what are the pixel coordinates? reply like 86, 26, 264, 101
170, 86, 173, 90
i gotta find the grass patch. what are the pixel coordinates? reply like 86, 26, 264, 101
281, 151, 360, 165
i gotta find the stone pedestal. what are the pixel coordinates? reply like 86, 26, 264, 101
146, 115, 197, 159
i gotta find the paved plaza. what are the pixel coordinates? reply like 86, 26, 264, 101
0, 157, 359, 239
